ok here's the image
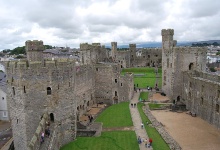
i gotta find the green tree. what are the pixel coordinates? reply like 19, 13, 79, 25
9, 46, 26, 55
216, 52, 220, 55
210, 67, 216, 72
44, 45, 53, 49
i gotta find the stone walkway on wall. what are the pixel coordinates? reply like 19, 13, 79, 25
130, 91, 152, 150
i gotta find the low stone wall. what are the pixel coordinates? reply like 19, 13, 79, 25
28, 113, 48, 150
143, 105, 182, 150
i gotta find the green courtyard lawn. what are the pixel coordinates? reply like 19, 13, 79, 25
61, 131, 139, 150
137, 103, 170, 150
139, 92, 149, 101
95, 102, 133, 128
121, 67, 162, 88
148, 103, 167, 110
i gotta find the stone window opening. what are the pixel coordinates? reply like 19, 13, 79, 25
69, 82, 71, 87
96, 68, 98, 71
189, 63, 194, 70
216, 104, 219, 113
201, 97, 204, 105
17, 119, 18, 124
121, 65, 123, 68
218, 90, 220, 98
121, 83, 123, 86
115, 91, 118, 96
167, 58, 169, 68
12, 87, 15, 95
50, 113, 54, 122
24, 86, 26, 93
2, 97, 4, 100
148, 55, 150, 58
58, 84, 59, 90
47, 87, 52, 95
115, 79, 117, 83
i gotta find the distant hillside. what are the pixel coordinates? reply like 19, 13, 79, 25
193, 40, 220, 44
105, 41, 192, 48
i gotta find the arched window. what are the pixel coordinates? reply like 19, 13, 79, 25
189, 63, 194, 70
47, 87, 52, 95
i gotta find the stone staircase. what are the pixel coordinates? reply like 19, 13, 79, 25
39, 124, 54, 150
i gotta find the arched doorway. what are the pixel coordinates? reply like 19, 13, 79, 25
177, 96, 180, 101
50, 113, 54, 122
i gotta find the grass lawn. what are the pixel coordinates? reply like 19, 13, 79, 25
95, 102, 133, 127
139, 92, 149, 101
61, 131, 139, 150
137, 103, 170, 150
148, 103, 166, 110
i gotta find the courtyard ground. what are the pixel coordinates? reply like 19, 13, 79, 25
151, 110, 220, 150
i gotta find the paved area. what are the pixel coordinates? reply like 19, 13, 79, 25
152, 110, 220, 150
130, 92, 152, 150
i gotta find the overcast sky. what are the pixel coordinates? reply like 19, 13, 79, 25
1, 0, 220, 50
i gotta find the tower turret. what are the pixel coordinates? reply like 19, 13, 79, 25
25, 40, 44, 61
111, 42, 117, 59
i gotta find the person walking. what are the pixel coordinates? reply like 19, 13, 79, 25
141, 122, 144, 129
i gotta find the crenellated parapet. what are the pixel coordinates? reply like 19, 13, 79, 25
5, 59, 76, 80
161, 29, 174, 36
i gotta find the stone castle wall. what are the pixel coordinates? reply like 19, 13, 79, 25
182, 71, 220, 128
6, 59, 77, 150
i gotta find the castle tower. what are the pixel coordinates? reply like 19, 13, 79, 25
161, 29, 207, 101
6, 55, 77, 149
25, 40, 44, 61
129, 44, 136, 67
161, 29, 176, 99
111, 42, 117, 59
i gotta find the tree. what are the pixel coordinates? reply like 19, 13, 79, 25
44, 45, 53, 49
216, 52, 220, 55
213, 42, 219, 46
9, 46, 26, 55
210, 67, 216, 72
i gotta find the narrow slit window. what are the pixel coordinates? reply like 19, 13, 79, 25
13, 87, 15, 95
24, 86, 26, 93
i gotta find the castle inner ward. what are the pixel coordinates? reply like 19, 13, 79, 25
5, 29, 220, 150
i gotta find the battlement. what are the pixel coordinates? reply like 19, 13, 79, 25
111, 42, 117, 46
25, 40, 44, 51
129, 44, 136, 48
6, 58, 75, 70
92, 43, 101, 46
174, 46, 207, 53
161, 29, 174, 36
80, 43, 102, 51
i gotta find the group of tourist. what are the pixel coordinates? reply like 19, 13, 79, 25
88, 115, 94, 123
137, 136, 153, 148
40, 121, 51, 144
131, 103, 137, 108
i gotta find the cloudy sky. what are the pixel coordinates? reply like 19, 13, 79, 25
1, 0, 220, 50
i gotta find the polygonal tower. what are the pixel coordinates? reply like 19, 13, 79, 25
25, 40, 44, 61
161, 29, 176, 99
111, 42, 117, 60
